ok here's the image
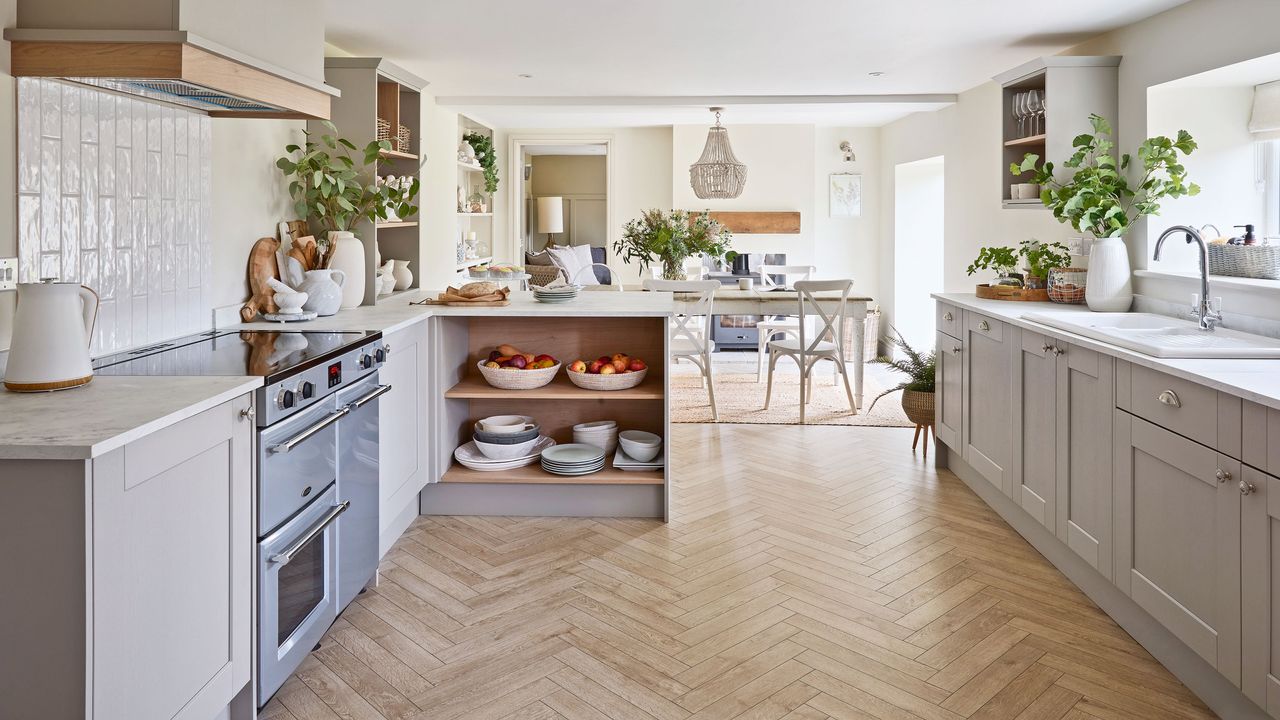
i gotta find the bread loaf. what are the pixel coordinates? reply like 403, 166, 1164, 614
458, 281, 500, 298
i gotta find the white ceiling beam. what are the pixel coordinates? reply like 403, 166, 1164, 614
435, 94, 957, 107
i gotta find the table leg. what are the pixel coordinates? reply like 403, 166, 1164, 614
852, 303, 865, 409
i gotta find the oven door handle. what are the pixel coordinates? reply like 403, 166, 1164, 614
269, 407, 349, 454
348, 383, 392, 409
270, 501, 350, 566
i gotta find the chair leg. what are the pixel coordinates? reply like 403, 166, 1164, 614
798, 357, 807, 424
756, 334, 767, 383
704, 353, 718, 422
763, 351, 781, 410
806, 359, 815, 404
838, 357, 857, 415
912, 424, 922, 450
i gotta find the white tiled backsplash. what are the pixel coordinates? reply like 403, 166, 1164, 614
17, 78, 212, 355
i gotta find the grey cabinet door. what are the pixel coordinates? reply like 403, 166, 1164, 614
962, 313, 1014, 494
935, 329, 963, 448
1114, 411, 1241, 683
379, 320, 429, 555
1014, 329, 1057, 521
1242, 465, 1280, 715
1056, 343, 1114, 579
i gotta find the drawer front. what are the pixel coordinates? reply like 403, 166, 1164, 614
937, 303, 962, 340
1129, 365, 1219, 448
964, 311, 1004, 342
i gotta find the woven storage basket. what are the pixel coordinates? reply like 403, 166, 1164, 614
476, 360, 560, 390
1207, 244, 1280, 280
1047, 267, 1088, 304
566, 367, 647, 391
396, 124, 411, 153
901, 390, 935, 427
376, 117, 392, 143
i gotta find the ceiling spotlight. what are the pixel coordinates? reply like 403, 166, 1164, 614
868, 71, 885, 77
517, 73, 533, 79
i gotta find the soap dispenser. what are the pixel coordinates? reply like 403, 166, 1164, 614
1233, 224, 1258, 245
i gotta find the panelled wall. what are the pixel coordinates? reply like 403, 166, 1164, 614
17, 78, 212, 355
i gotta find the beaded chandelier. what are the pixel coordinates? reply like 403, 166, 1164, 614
689, 108, 746, 199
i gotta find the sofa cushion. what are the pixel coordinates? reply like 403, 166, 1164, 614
546, 244, 601, 285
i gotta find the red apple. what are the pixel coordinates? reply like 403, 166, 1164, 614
587, 360, 604, 374
611, 359, 627, 373
535, 354, 555, 365
629, 359, 647, 372
611, 353, 629, 364
569, 360, 587, 373
599, 364, 617, 375
597, 356, 612, 365
488, 350, 503, 362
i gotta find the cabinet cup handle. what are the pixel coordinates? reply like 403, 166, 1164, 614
1240, 480, 1257, 496
943, 311, 954, 321
1216, 468, 1232, 484
1157, 390, 1181, 408
978, 320, 991, 331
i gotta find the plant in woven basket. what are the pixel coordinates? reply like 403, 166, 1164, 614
276, 120, 420, 237
867, 328, 935, 414
615, 209, 735, 280
462, 131, 499, 194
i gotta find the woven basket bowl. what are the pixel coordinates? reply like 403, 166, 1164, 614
566, 367, 648, 391
901, 390, 936, 427
477, 360, 560, 390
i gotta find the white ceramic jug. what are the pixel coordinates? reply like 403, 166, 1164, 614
5, 281, 99, 392
300, 269, 346, 316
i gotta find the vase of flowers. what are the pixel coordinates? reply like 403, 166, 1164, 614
615, 209, 734, 280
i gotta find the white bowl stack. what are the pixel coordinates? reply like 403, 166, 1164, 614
573, 420, 618, 454
618, 430, 663, 465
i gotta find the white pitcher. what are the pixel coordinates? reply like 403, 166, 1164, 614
5, 280, 99, 392
300, 269, 346, 316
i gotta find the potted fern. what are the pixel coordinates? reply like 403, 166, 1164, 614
867, 328, 935, 429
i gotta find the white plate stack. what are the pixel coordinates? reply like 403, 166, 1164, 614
612, 447, 664, 472
454, 436, 556, 471
533, 284, 581, 303
541, 443, 606, 476
572, 420, 618, 454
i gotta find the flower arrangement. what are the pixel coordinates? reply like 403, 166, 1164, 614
614, 209, 734, 280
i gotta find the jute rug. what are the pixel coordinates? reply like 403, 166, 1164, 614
671, 365, 913, 427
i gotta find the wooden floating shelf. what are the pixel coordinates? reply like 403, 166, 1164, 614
458, 212, 493, 218
458, 161, 484, 172
441, 462, 663, 485
1004, 134, 1046, 147
446, 373, 663, 401
376, 221, 419, 229
379, 149, 419, 161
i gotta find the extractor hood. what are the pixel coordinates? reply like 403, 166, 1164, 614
3, 29, 339, 119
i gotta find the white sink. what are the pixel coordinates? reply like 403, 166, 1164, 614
1021, 312, 1280, 359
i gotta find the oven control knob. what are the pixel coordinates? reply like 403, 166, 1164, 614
298, 381, 315, 400
374, 346, 387, 363
277, 389, 296, 410
359, 353, 374, 370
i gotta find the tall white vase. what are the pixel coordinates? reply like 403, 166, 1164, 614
328, 231, 366, 309
1085, 236, 1133, 312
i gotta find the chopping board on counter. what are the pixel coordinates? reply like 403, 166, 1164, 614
240, 237, 281, 321
416, 286, 511, 306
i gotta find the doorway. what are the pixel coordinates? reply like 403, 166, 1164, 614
506, 136, 613, 267
893, 156, 945, 352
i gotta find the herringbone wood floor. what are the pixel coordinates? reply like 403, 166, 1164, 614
261, 424, 1216, 720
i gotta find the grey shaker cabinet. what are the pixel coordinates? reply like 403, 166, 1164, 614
378, 320, 430, 556
961, 312, 1014, 494
1242, 465, 1280, 715
1055, 343, 1114, 579
1114, 411, 1242, 685
1012, 329, 1058, 525
935, 329, 963, 449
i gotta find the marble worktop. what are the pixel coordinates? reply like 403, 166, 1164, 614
0, 375, 262, 460
934, 293, 1280, 412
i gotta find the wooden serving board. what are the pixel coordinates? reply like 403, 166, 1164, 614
975, 284, 1049, 302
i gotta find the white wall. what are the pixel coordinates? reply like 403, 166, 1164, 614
813, 126, 880, 299
894, 156, 945, 350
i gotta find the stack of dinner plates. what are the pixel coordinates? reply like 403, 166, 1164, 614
454, 435, 555, 471
540, 443, 606, 476
612, 446, 664, 472
533, 284, 580, 303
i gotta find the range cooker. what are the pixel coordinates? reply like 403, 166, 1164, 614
94, 329, 390, 706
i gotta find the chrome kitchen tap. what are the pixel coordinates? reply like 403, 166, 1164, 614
1153, 225, 1222, 330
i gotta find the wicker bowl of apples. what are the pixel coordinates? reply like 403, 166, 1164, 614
565, 353, 648, 391
477, 344, 561, 390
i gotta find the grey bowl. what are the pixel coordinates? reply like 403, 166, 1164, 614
473, 426, 541, 445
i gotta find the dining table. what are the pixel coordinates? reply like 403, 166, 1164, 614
670, 287, 874, 409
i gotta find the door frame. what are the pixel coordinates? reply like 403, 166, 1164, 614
505, 134, 614, 264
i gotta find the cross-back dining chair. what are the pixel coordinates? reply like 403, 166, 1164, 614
762, 278, 857, 423
644, 279, 719, 422
754, 265, 824, 382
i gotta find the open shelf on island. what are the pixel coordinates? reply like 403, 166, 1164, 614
1004, 134, 1046, 147
446, 372, 662, 400
441, 462, 663, 485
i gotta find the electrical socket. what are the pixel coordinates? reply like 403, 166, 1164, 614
0, 257, 16, 291
1065, 237, 1089, 256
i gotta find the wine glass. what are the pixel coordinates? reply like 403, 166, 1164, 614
1027, 90, 1043, 136
1012, 92, 1025, 138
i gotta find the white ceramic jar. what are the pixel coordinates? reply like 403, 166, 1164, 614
1084, 236, 1133, 312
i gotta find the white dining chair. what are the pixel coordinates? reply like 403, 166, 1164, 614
644, 279, 719, 422
755, 265, 817, 382
762, 278, 857, 423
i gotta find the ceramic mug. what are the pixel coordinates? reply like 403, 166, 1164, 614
478, 415, 536, 434
1016, 183, 1041, 200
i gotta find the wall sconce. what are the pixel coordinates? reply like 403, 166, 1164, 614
839, 141, 856, 162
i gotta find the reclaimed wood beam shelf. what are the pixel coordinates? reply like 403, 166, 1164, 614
685, 211, 801, 234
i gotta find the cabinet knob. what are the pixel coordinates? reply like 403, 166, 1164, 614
943, 311, 954, 321
951, 345, 962, 354
978, 320, 991, 331
1051, 346, 1065, 356
1215, 468, 1232, 484
239, 406, 255, 421
1157, 390, 1181, 408
1041, 343, 1053, 353
1240, 479, 1257, 496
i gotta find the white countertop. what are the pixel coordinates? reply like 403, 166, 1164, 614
236, 289, 675, 334
934, 293, 1280, 411
0, 375, 262, 460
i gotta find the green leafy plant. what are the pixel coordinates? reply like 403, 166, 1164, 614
1012, 114, 1199, 238
276, 121, 420, 235
1019, 239, 1072, 279
463, 131, 499, 194
614, 209, 734, 280
867, 328, 935, 412
966, 246, 1020, 277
